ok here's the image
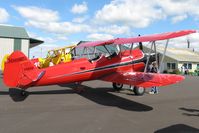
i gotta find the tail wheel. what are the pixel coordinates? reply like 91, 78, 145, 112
112, 82, 123, 91
133, 86, 145, 96
20, 89, 28, 96
9, 88, 29, 102
1, 54, 10, 72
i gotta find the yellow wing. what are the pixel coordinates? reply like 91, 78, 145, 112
1, 54, 10, 72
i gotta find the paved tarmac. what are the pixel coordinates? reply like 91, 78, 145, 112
0, 73, 199, 133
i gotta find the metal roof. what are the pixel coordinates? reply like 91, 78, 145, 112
143, 45, 199, 62
29, 38, 44, 48
0, 25, 43, 48
0, 25, 29, 39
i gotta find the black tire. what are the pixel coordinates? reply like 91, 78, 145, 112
133, 86, 145, 96
112, 83, 123, 91
9, 88, 28, 102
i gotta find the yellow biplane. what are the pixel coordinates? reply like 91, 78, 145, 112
1, 54, 10, 72
38, 45, 76, 68
1, 45, 76, 72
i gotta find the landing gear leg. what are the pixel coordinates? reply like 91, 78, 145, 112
74, 82, 85, 93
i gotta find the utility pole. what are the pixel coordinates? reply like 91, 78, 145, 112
41, 47, 42, 57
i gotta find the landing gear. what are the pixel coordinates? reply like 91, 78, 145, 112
133, 86, 145, 96
74, 82, 85, 93
9, 88, 28, 102
112, 83, 145, 95
112, 82, 123, 91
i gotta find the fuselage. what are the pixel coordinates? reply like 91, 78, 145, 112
34, 49, 145, 86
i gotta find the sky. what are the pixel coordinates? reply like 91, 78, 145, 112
0, 0, 199, 57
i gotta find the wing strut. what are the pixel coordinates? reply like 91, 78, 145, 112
153, 41, 159, 70
144, 41, 154, 72
85, 47, 91, 60
103, 45, 111, 56
159, 39, 169, 73
130, 43, 134, 56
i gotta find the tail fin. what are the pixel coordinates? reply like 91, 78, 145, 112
3, 51, 45, 89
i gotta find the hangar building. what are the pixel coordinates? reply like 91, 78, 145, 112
142, 45, 199, 73
0, 25, 43, 70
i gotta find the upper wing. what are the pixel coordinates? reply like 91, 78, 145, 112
114, 30, 196, 44
78, 30, 196, 48
77, 39, 115, 48
101, 71, 184, 88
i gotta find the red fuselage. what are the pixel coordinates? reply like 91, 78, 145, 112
35, 49, 145, 86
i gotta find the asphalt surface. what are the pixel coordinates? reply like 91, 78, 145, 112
0, 73, 199, 133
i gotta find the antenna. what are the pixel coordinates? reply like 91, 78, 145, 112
187, 36, 190, 49
138, 34, 143, 50
187, 39, 190, 48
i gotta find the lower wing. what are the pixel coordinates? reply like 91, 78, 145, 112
101, 71, 184, 88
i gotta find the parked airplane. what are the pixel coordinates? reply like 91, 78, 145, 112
3, 30, 196, 96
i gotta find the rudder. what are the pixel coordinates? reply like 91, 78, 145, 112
3, 51, 45, 89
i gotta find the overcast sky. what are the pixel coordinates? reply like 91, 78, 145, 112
0, 0, 199, 57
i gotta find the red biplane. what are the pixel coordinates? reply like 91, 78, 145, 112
3, 30, 196, 96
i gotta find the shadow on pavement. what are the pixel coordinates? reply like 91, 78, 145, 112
0, 91, 8, 95
8, 88, 28, 102
179, 107, 199, 117
154, 124, 199, 133
29, 89, 74, 95
59, 84, 153, 112
0, 88, 74, 102
0, 84, 153, 112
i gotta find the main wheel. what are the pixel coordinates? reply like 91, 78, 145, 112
133, 86, 145, 96
112, 83, 123, 91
